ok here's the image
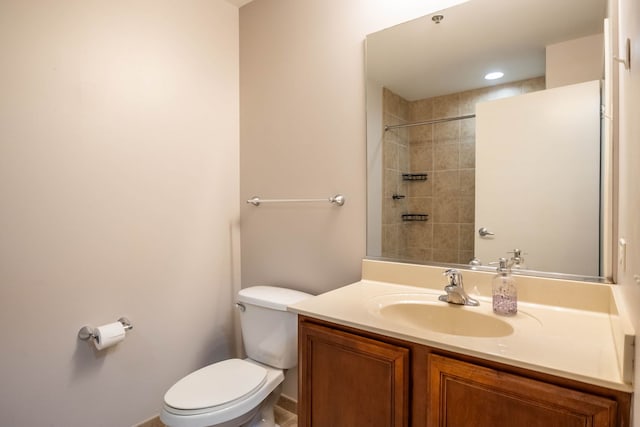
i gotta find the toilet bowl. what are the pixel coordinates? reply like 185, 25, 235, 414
161, 359, 284, 427
160, 286, 312, 427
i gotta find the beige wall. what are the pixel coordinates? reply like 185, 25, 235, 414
616, 0, 640, 421
2, 0, 637, 423
239, 0, 468, 294
239, 0, 468, 398
0, 1, 240, 426
546, 33, 604, 89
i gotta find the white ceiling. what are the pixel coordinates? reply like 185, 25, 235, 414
367, 0, 606, 100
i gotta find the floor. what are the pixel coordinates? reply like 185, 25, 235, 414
138, 401, 297, 427
273, 397, 298, 427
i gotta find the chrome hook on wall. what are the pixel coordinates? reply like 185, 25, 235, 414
614, 38, 631, 70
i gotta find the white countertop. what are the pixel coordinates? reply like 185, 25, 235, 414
289, 261, 634, 393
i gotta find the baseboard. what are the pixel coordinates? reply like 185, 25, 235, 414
133, 415, 165, 427
277, 394, 298, 414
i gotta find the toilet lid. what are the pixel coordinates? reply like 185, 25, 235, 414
164, 359, 267, 410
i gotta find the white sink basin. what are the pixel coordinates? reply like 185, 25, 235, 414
368, 293, 514, 338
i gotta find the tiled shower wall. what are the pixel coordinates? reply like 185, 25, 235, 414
382, 88, 410, 259
382, 77, 545, 264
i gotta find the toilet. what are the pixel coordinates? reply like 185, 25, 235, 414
160, 286, 312, 427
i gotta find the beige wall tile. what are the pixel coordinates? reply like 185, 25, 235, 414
433, 93, 460, 118
408, 196, 433, 214
486, 85, 522, 101
410, 98, 433, 122
398, 95, 410, 121
407, 179, 433, 198
383, 168, 399, 198
383, 140, 399, 170
383, 197, 406, 225
384, 111, 404, 128
459, 169, 475, 196
458, 90, 481, 115
432, 194, 459, 223
459, 250, 475, 264
434, 143, 459, 171
433, 223, 459, 250
459, 196, 475, 223
434, 121, 460, 142
383, 87, 401, 116
399, 143, 409, 171
381, 224, 401, 257
459, 223, 475, 251
406, 222, 434, 249
410, 141, 434, 171
410, 123, 433, 143
433, 249, 458, 263
433, 170, 459, 195
459, 139, 475, 169
460, 117, 476, 138
520, 76, 546, 93
406, 247, 433, 262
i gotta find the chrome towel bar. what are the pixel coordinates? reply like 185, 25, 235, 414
246, 194, 345, 207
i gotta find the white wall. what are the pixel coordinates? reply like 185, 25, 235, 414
0, 1, 240, 426
615, 0, 640, 421
475, 81, 601, 276
546, 33, 604, 89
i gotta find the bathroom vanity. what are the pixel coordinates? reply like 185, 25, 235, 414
289, 260, 634, 427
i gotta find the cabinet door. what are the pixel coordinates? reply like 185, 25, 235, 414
299, 321, 409, 427
427, 354, 617, 427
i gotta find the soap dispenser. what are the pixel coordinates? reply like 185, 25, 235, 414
492, 257, 517, 316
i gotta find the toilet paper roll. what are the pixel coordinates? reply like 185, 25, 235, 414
94, 322, 126, 350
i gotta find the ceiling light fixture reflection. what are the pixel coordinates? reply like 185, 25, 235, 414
485, 71, 504, 80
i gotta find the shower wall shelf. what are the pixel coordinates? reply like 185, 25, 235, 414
402, 173, 428, 181
402, 214, 429, 222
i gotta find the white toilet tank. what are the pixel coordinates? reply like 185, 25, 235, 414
237, 286, 312, 369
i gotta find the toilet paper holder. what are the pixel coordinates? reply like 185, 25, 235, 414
78, 317, 133, 341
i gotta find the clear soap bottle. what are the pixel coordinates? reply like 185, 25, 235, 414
492, 257, 517, 316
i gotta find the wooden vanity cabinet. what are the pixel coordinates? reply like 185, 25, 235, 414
428, 353, 618, 427
298, 316, 631, 427
298, 319, 410, 427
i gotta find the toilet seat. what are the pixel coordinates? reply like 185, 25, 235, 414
164, 359, 267, 414
161, 359, 284, 427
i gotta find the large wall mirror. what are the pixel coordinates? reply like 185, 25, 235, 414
366, 0, 614, 281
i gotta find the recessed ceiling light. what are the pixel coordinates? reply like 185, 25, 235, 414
485, 71, 504, 80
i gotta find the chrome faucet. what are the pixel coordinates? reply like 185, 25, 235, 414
438, 269, 479, 306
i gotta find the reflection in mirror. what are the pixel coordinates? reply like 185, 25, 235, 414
366, 0, 611, 280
